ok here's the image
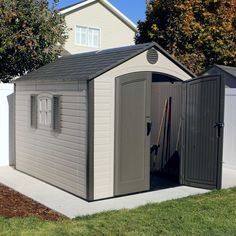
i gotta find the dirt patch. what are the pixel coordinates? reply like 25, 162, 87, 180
0, 184, 65, 220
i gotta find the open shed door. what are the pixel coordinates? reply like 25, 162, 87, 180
115, 72, 151, 196
181, 75, 225, 189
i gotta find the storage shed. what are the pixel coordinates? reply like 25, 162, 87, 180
203, 65, 236, 171
15, 43, 226, 201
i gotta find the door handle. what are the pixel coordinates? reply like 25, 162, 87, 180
147, 122, 152, 136
214, 122, 224, 128
214, 122, 224, 137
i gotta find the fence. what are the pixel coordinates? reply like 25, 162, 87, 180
0, 83, 14, 166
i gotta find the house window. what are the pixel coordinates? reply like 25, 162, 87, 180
75, 25, 100, 48
38, 97, 52, 127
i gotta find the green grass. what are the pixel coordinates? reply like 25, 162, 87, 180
1, 188, 236, 236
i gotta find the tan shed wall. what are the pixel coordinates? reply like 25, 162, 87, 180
63, 1, 135, 54
93, 50, 192, 200
15, 80, 88, 199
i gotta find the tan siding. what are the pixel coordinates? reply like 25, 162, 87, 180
15, 80, 88, 198
93, 78, 114, 199
63, 1, 135, 54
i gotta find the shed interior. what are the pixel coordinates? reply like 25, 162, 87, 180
150, 73, 182, 190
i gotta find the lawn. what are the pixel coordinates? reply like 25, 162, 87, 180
0, 188, 236, 236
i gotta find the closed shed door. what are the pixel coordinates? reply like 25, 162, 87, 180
115, 72, 151, 196
181, 75, 224, 189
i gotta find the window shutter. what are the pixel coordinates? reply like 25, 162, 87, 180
52, 95, 61, 132
30, 95, 37, 129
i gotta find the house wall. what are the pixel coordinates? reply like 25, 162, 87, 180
223, 88, 236, 170
0, 84, 14, 166
92, 49, 192, 200
63, 1, 136, 54
15, 80, 88, 199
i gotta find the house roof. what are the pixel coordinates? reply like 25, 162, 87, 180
59, 0, 137, 32
16, 42, 196, 82
214, 65, 236, 78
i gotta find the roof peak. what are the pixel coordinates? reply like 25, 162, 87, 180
215, 64, 236, 70
59, 0, 137, 32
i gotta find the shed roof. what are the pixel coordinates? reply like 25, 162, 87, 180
16, 42, 196, 82
214, 65, 236, 78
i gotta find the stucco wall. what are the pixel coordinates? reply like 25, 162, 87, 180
63, 1, 136, 54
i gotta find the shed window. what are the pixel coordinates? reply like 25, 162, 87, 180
30, 94, 61, 131
38, 97, 52, 126
75, 25, 100, 48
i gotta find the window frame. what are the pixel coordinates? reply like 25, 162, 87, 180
52, 95, 61, 133
37, 94, 53, 129
75, 25, 101, 49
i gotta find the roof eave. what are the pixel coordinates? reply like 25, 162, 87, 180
215, 65, 236, 78
151, 42, 196, 78
59, 0, 138, 32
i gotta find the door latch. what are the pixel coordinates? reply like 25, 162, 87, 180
214, 122, 224, 128
147, 122, 152, 136
214, 122, 224, 138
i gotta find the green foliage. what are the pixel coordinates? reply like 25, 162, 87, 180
0, 188, 236, 235
136, 0, 236, 74
0, 0, 68, 82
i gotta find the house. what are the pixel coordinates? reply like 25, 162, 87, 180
60, 0, 137, 55
14, 42, 229, 202
202, 65, 236, 171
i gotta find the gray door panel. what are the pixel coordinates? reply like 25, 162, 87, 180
181, 75, 224, 189
115, 72, 151, 196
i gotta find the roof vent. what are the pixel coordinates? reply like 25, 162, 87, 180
146, 48, 158, 64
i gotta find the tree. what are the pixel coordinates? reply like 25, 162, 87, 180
136, 0, 236, 74
0, 0, 68, 82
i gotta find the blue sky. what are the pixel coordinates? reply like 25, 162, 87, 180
53, 0, 146, 24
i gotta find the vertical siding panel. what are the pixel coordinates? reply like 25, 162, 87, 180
223, 89, 236, 169
93, 78, 115, 199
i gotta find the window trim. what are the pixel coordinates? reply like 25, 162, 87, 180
52, 95, 61, 133
30, 94, 38, 129
74, 25, 101, 49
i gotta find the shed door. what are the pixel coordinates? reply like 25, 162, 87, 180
181, 75, 225, 189
115, 72, 151, 196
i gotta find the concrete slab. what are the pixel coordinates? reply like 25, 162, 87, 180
0, 167, 209, 219
222, 166, 236, 189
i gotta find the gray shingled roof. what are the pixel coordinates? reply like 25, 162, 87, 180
215, 65, 236, 78
16, 42, 195, 82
